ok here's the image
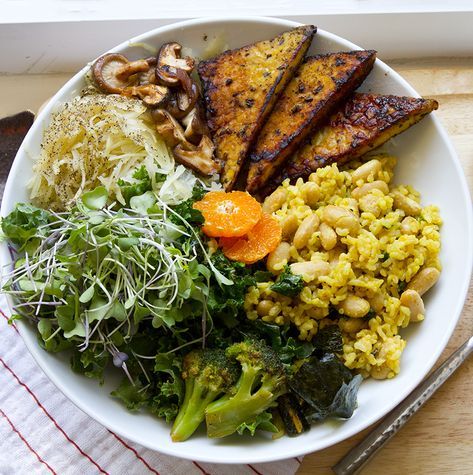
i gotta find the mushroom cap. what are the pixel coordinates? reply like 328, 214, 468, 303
155, 42, 195, 86
92, 53, 150, 94
138, 57, 158, 86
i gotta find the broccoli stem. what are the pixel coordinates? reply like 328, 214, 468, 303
205, 365, 276, 438
171, 378, 220, 442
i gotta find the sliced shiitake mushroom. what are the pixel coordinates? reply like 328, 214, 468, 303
155, 42, 195, 86
153, 109, 190, 148
92, 53, 150, 94
182, 103, 209, 145
124, 84, 170, 107
153, 109, 218, 176
166, 70, 199, 119
138, 57, 158, 86
174, 136, 219, 176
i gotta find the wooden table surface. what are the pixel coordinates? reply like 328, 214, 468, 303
1, 56, 472, 474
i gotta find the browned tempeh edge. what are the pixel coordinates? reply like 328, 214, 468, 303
245, 50, 377, 193
260, 93, 439, 197
198, 25, 317, 190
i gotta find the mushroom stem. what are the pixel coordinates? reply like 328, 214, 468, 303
173, 136, 219, 176
115, 59, 150, 81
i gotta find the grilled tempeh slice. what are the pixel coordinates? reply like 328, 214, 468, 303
198, 25, 316, 190
246, 50, 376, 193
262, 93, 439, 195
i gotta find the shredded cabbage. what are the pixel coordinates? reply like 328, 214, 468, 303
29, 93, 197, 210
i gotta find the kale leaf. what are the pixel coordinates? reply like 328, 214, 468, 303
207, 250, 257, 327
70, 347, 110, 383
1, 202, 50, 247
169, 184, 205, 226
289, 354, 362, 423
150, 353, 184, 422
111, 377, 150, 412
270, 266, 304, 297
312, 325, 343, 354
241, 320, 314, 365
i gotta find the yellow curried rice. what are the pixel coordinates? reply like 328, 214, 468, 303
244, 154, 441, 379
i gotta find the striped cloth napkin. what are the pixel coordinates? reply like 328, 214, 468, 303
0, 294, 302, 475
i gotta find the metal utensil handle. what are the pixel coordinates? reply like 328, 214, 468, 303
332, 335, 473, 475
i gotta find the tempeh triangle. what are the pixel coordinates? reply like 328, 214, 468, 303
198, 25, 316, 190
246, 50, 376, 193
262, 93, 439, 195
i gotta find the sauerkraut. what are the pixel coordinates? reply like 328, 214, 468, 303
29, 93, 198, 210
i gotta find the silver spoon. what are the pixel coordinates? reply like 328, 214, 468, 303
332, 335, 473, 475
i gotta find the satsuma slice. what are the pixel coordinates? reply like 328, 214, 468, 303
193, 191, 262, 238
220, 213, 282, 264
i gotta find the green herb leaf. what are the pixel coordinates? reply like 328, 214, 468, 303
81, 186, 108, 210
117, 166, 153, 205
169, 184, 205, 226
1, 202, 50, 246
398, 280, 407, 293
79, 284, 95, 303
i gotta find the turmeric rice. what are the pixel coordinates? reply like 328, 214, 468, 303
244, 154, 441, 379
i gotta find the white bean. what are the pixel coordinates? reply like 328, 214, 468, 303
262, 188, 287, 214
368, 291, 385, 313
266, 242, 291, 273
352, 159, 381, 184
392, 190, 422, 216
301, 182, 320, 207
400, 289, 425, 322
322, 205, 360, 235
407, 267, 440, 296
351, 180, 389, 200
290, 260, 331, 281
293, 214, 320, 249
359, 193, 382, 217
338, 317, 367, 334
338, 294, 370, 318
280, 214, 299, 239
370, 364, 391, 380
319, 222, 337, 250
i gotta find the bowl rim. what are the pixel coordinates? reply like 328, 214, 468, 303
2, 15, 473, 464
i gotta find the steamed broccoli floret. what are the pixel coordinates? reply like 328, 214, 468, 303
205, 339, 287, 438
171, 348, 239, 442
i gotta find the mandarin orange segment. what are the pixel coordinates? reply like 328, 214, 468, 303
193, 191, 262, 238
220, 213, 282, 264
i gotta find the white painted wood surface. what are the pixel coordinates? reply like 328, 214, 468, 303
1, 1, 472, 23
1, 8, 473, 74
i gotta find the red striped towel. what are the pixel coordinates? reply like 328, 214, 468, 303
0, 295, 302, 475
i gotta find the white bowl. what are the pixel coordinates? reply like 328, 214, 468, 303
2, 17, 472, 464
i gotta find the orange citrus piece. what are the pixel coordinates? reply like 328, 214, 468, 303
220, 213, 282, 264
193, 191, 262, 238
